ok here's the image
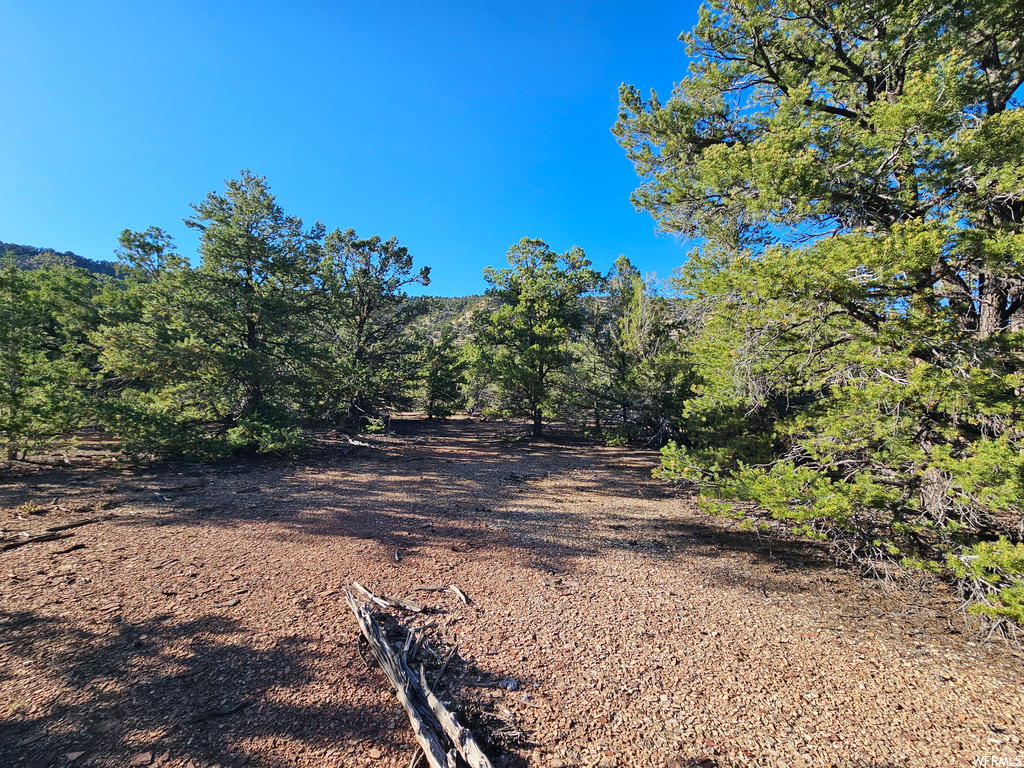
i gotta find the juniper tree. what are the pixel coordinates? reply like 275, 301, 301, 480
0, 254, 99, 461
580, 256, 690, 443
421, 330, 467, 420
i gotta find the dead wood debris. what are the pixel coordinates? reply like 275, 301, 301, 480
345, 585, 495, 768
353, 581, 423, 613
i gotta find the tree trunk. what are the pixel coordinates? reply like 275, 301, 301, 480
976, 271, 1008, 339
345, 402, 363, 432
238, 314, 263, 418
239, 384, 263, 420
532, 409, 543, 438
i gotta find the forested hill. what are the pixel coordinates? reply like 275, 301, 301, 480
1, 235, 485, 333
411, 294, 488, 341
1, 240, 118, 277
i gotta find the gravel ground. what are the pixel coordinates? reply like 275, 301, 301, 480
1, 416, 1021, 768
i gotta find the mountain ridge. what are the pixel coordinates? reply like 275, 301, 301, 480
1, 240, 119, 277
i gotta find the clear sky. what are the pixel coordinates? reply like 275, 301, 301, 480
0, 0, 700, 295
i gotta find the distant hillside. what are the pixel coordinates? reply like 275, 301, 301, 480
1, 240, 118, 277
411, 294, 489, 342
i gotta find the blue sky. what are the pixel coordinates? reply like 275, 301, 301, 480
1, 0, 700, 295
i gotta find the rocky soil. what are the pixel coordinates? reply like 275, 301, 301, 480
1, 416, 1021, 768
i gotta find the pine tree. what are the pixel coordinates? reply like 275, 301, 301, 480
473, 238, 599, 437
617, 0, 1024, 623
96, 172, 324, 457
1, 253, 99, 461
312, 228, 430, 430
421, 331, 467, 419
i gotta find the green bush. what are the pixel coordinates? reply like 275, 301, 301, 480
949, 539, 1024, 628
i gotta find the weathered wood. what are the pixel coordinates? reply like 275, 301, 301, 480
419, 666, 494, 768
345, 590, 453, 768
449, 585, 471, 605
353, 581, 423, 613
432, 645, 458, 688
353, 581, 390, 607
404, 628, 427, 666
345, 588, 495, 768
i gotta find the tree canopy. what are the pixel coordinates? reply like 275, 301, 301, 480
617, 0, 1024, 628
313, 227, 431, 430
473, 238, 599, 437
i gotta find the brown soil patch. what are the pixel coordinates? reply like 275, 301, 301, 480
1, 416, 1021, 768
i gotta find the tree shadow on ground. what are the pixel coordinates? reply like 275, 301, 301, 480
0, 604, 529, 768
2, 416, 853, 604
0, 417, 1000, 766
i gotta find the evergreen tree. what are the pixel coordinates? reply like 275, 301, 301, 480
1, 253, 99, 461
97, 173, 323, 457
473, 238, 599, 437
421, 330, 467, 419
312, 228, 430, 430
93, 227, 200, 456
583, 256, 689, 443
184, 170, 324, 432
617, 0, 1024, 625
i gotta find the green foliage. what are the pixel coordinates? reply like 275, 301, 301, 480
949, 539, 1024, 627
1, 253, 99, 461
620, 0, 1024, 625
0, 240, 118, 277
312, 227, 430, 430
411, 295, 487, 343
361, 417, 387, 434
576, 256, 691, 442
91, 173, 430, 456
600, 424, 632, 447
421, 331, 467, 419
96, 172, 324, 457
472, 238, 600, 437
16, 501, 46, 517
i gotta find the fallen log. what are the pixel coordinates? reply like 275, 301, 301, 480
419, 667, 494, 768
345, 588, 493, 768
346, 590, 453, 768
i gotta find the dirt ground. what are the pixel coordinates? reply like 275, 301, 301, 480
1, 416, 1021, 768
